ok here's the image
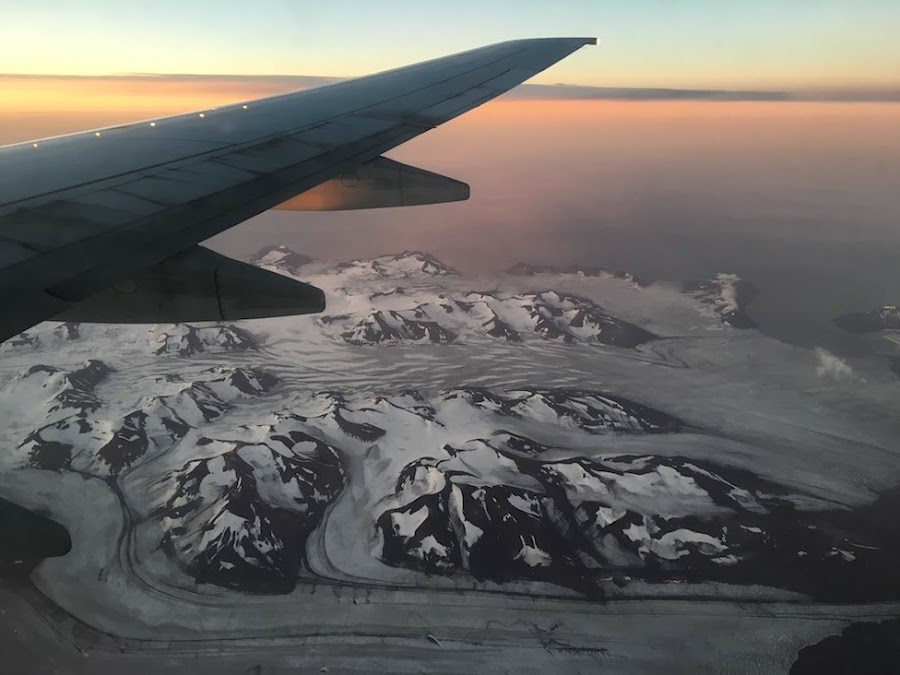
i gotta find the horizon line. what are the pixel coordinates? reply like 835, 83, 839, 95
2, 73, 898, 102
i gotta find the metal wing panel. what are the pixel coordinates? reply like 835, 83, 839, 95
0, 37, 596, 340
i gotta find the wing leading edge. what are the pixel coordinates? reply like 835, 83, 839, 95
0, 37, 596, 341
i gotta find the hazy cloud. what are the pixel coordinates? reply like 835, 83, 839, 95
815, 348, 854, 380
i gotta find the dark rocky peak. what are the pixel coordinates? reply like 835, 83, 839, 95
379, 439, 891, 601
15, 359, 113, 414
373, 390, 441, 422
294, 392, 386, 442
443, 387, 681, 434
388, 251, 460, 276
154, 429, 345, 593
341, 310, 457, 346
332, 251, 459, 278
205, 366, 279, 396
683, 274, 758, 329
153, 323, 258, 357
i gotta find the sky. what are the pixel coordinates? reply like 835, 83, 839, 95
2, 0, 899, 91
0, 2, 898, 355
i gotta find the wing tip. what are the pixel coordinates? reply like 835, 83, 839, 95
520, 36, 598, 49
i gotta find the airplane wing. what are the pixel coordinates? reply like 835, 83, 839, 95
0, 37, 596, 342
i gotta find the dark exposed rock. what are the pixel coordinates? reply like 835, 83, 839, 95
890, 356, 900, 379
294, 392, 387, 441
50, 360, 113, 412
98, 411, 152, 475
684, 274, 758, 329
20, 367, 278, 478
378, 437, 900, 601
248, 245, 314, 272
153, 324, 258, 357
443, 388, 683, 434
224, 367, 279, 396
370, 288, 407, 299
377, 480, 594, 595
336, 291, 656, 348
374, 390, 440, 423
13, 360, 112, 415
791, 618, 900, 675
157, 428, 345, 593
834, 305, 900, 333
483, 315, 523, 342
96, 367, 278, 476
332, 251, 459, 278
56, 322, 81, 340
5, 332, 37, 348
27, 436, 74, 472
13, 360, 113, 472
342, 311, 457, 345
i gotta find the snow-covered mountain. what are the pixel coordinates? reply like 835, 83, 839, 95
325, 290, 657, 347
378, 443, 770, 592
0, 321, 83, 351
4, 349, 894, 602
834, 305, 900, 333
3, 247, 898, 612
373, 422, 896, 602
152, 323, 258, 357
11, 363, 278, 477
441, 388, 681, 433
327, 250, 459, 280
155, 419, 345, 593
247, 245, 314, 273
0, 249, 764, 359
377, 422, 887, 597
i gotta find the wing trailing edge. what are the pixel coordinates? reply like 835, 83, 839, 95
54, 246, 324, 323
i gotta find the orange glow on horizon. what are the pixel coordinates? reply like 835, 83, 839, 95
0, 75, 295, 116
1, 74, 898, 150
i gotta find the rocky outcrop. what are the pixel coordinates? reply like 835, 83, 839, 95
330, 291, 656, 347
152, 324, 258, 357
156, 423, 345, 593
684, 274, 758, 328
834, 305, 900, 333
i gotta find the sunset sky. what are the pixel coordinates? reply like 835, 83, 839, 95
2, 0, 899, 91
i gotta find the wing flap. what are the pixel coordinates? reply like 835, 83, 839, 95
278, 156, 469, 211
54, 245, 325, 323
